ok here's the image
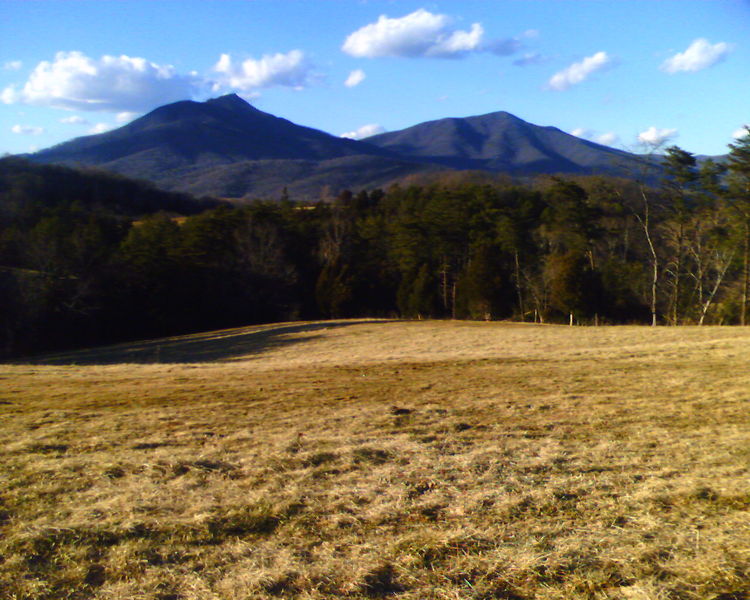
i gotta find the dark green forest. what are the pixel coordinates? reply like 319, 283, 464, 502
2, 132, 750, 359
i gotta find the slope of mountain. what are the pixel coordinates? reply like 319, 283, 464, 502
167, 155, 441, 201
34, 94, 391, 166
27, 95, 657, 200
28, 94, 433, 199
364, 111, 647, 176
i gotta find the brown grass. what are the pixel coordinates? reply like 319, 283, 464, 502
2, 320, 750, 599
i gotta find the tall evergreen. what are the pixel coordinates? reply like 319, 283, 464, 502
661, 146, 698, 324
726, 128, 750, 325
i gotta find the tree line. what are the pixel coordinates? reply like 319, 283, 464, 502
1, 131, 749, 359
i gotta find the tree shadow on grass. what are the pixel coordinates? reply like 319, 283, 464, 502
16, 320, 395, 366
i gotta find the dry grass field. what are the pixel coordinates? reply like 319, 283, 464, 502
2, 320, 750, 600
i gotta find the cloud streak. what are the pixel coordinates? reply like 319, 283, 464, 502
344, 69, 366, 88
571, 127, 619, 146
341, 123, 385, 140
116, 111, 139, 123
661, 38, 730, 73
11, 124, 45, 135
595, 132, 619, 146
513, 52, 548, 67
548, 51, 612, 91
89, 123, 113, 134
59, 115, 88, 125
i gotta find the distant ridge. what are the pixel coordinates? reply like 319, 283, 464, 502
364, 111, 645, 176
28, 94, 654, 200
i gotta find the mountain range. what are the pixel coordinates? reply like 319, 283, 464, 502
28, 94, 652, 200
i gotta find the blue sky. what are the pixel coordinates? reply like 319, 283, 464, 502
2, 0, 748, 156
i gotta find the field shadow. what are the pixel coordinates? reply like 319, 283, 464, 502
17, 320, 394, 366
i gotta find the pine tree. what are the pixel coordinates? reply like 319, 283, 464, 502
662, 146, 698, 324
726, 127, 750, 325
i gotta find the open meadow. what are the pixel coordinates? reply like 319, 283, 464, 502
2, 320, 750, 600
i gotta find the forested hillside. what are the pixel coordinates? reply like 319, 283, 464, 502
2, 133, 749, 359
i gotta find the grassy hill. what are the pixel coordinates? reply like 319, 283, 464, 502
2, 320, 750, 599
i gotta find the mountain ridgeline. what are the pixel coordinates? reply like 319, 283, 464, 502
36, 94, 389, 164
28, 94, 650, 200
366, 111, 642, 175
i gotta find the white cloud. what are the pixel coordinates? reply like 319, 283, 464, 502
11, 124, 45, 135
1, 51, 199, 112
89, 122, 113, 134
342, 9, 484, 58
433, 23, 484, 57
60, 115, 88, 125
344, 69, 366, 88
571, 128, 619, 146
661, 38, 730, 73
595, 132, 619, 146
116, 111, 139, 123
212, 50, 314, 92
638, 126, 678, 146
3, 60, 22, 71
733, 125, 749, 139
1, 87, 18, 104
547, 51, 612, 91
341, 123, 386, 140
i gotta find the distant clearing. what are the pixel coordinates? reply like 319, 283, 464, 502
2, 320, 750, 599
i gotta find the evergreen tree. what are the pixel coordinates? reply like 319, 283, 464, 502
457, 244, 509, 320
545, 251, 604, 323
541, 178, 601, 264
316, 262, 354, 318
661, 146, 698, 324
397, 263, 439, 319
117, 215, 185, 336
726, 127, 750, 325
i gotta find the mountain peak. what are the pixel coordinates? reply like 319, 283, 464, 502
206, 93, 251, 109
28, 92, 392, 185
366, 109, 638, 174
